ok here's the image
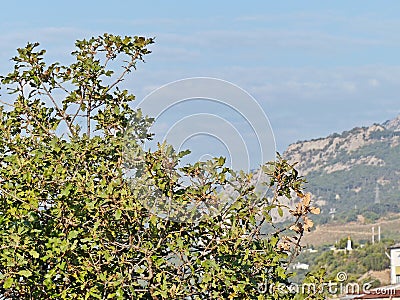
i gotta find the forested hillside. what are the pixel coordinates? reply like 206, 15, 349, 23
284, 115, 400, 225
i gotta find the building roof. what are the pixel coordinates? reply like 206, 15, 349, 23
389, 243, 400, 249
352, 290, 400, 299
341, 296, 360, 300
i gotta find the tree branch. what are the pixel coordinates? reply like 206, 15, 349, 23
107, 50, 141, 92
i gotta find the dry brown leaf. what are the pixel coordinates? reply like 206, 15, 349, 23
302, 193, 311, 207
310, 207, 321, 215
289, 224, 303, 233
278, 241, 291, 251
303, 216, 314, 231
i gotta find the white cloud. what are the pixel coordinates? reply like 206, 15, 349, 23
368, 78, 380, 87
121, 62, 400, 152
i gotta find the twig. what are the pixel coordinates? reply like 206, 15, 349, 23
107, 50, 141, 91
0, 99, 15, 108
40, 82, 74, 135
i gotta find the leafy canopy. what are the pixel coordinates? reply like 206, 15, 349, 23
0, 34, 319, 299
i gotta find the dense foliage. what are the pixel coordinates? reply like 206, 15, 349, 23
0, 34, 319, 299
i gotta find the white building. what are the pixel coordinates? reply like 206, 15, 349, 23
346, 236, 353, 251
292, 262, 309, 270
390, 243, 400, 284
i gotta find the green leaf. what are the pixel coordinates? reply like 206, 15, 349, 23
149, 214, 157, 226
68, 230, 79, 240
3, 277, 13, 289
278, 207, 283, 217
18, 270, 32, 277
29, 249, 39, 258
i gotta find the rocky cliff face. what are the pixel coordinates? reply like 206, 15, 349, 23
383, 114, 400, 132
285, 123, 397, 176
283, 114, 400, 224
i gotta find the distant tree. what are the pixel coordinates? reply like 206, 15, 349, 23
335, 237, 348, 249
0, 34, 320, 299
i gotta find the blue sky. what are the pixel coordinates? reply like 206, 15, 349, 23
1, 1, 399, 161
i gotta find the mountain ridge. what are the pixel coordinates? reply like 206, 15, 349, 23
283, 113, 400, 225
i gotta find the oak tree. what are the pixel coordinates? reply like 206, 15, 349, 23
0, 34, 319, 299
